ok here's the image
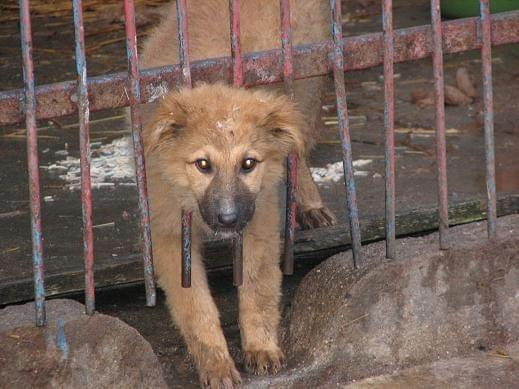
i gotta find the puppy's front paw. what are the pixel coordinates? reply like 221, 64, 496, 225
297, 206, 337, 229
199, 357, 242, 389
243, 347, 284, 375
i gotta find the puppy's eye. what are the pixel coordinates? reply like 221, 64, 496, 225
241, 158, 257, 173
195, 159, 212, 173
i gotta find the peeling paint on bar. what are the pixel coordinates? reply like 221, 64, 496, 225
480, 0, 497, 239
229, 0, 244, 287
124, 0, 156, 305
19, 0, 46, 327
330, 0, 362, 268
382, 0, 396, 259
280, 0, 297, 276
72, 0, 95, 315
181, 210, 192, 288
2, 12, 519, 125
430, 0, 449, 250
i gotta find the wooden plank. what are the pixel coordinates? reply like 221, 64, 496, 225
1, 194, 518, 305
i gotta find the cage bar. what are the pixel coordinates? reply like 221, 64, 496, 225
19, 0, 46, 327
480, 0, 497, 239
330, 0, 362, 268
382, 0, 396, 259
175, 0, 194, 288
123, 0, 156, 305
3, 12, 519, 126
229, 0, 244, 286
280, 0, 297, 275
72, 0, 95, 314
430, 0, 449, 250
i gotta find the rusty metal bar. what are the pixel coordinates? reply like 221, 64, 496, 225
181, 210, 192, 288
280, 0, 297, 275
480, 0, 497, 239
229, 0, 244, 286
19, 0, 46, 327
330, 0, 362, 268
430, 0, 449, 250
72, 0, 95, 314
174, 0, 194, 289
3, 11, 519, 125
124, 0, 156, 305
382, 0, 396, 259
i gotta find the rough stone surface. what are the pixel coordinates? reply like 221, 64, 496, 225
245, 216, 519, 388
0, 299, 167, 389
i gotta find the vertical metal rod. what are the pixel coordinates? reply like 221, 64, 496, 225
181, 210, 192, 288
19, 0, 46, 327
72, 0, 95, 314
280, 0, 297, 275
229, 0, 244, 286
123, 0, 156, 304
382, 0, 396, 259
430, 0, 449, 250
175, 0, 194, 288
329, 0, 362, 268
480, 0, 497, 239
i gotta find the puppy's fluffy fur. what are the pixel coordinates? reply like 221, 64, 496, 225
140, 1, 335, 387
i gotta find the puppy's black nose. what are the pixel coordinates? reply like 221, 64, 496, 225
218, 211, 238, 226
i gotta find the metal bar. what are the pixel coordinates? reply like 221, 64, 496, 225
330, 0, 362, 268
382, 0, 396, 259
430, 0, 449, 250
280, 0, 297, 275
19, 0, 46, 327
181, 210, 192, 288
72, 0, 95, 314
480, 0, 497, 239
175, 0, 193, 288
229, 0, 244, 286
3, 11, 519, 125
123, 0, 156, 305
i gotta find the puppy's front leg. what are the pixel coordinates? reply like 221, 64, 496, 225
239, 220, 284, 375
154, 236, 241, 388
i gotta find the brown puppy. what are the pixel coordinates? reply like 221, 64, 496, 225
141, 0, 335, 228
144, 84, 306, 387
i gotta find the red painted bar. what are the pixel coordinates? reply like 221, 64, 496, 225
72, 0, 95, 315
280, 0, 297, 275
123, 0, 156, 305
430, 0, 449, 250
330, 0, 362, 268
2, 12, 519, 125
19, 0, 46, 327
175, 0, 194, 288
229, 0, 244, 286
480, 0, 497, 239
382, 0, 396, 259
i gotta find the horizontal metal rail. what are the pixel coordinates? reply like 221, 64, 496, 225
2, 11, 519, 126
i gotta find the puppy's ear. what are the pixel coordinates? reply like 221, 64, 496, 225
258, 94, 307, 157
144, 92, 188, 154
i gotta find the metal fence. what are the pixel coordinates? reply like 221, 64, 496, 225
3, 0, 519, 326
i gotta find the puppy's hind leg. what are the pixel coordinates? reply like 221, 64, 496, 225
153, 236, 241, 388
238, 204, 284, 375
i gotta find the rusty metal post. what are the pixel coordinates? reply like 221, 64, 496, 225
480, 0, 497, 239
229, 0, 244, 286
329, 0, 362, 268
174, 0, 194, 288
382, 0, 396, 259
280, 0, 297, 275
430, 0, 449, 249
123, 0, 156, 305
19, 0, 46, 326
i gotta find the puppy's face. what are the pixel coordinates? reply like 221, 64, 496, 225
145, 83, 305, 235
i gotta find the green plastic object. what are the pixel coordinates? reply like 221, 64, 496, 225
441, 0, 519, 18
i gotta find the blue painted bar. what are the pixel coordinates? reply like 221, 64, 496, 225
19, 0, 46, 326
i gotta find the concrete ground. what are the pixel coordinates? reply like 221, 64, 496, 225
0, 0, 518, 387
